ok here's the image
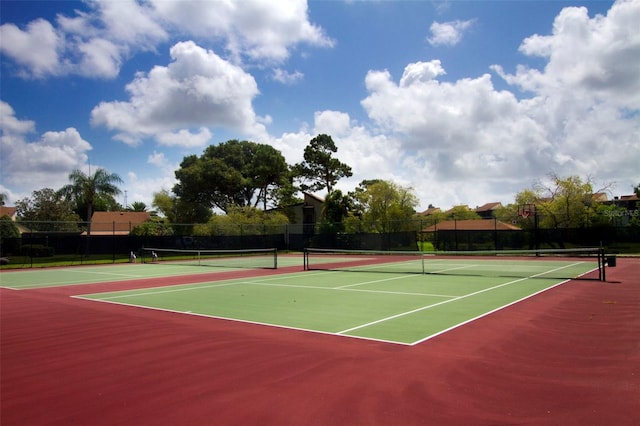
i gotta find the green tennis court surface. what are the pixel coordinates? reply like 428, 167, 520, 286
73, 256, 598, 345
0, 255, 301, 290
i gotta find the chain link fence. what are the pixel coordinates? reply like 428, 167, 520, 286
1, 219, 637, 268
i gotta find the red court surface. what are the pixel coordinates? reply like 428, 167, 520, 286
1, 258, 638, 425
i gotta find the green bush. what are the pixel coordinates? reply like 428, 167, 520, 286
19, 244, 55, 257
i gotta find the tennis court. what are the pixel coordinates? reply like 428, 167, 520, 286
40, 248, 603, 345
0, 248, 296, 290
2, 248, 637, 425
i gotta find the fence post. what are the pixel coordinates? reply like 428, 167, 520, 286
113, 221, 116, 263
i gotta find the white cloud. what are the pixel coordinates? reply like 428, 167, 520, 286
493, 0, 640, 108
91, 41, 264, 146
400, 60, 446, 86
313, 111, 352, 137
0, 0, 332, 79
0, 1, 167, 79
427, 19, 475, 47
0, 19, 61, 78
266, 111, 415, 201
272, 68, 304, 85
358, 0, 640, 208
0, 102, 92, 198
151, 0, 334, 63
0, 101, 36, 134
156, 128, 213, 148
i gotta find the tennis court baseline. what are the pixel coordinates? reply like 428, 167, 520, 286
74, 256, 598, 345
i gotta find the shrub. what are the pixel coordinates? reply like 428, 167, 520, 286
19, 244, 55, 257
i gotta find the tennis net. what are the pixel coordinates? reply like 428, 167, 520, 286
303, 247, 604, 280
140, 247, 278, 269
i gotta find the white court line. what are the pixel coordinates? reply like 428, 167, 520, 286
238, 281, 456, 298
80, 273, 456, 300
336, 274, 414, 289
71, 262, 591, 346
71, 296, 413, 346
336, 262, 584, 336
79, 281, 241, 300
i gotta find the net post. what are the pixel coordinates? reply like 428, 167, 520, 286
303, 249, 308, 271
600, 246, 606, 282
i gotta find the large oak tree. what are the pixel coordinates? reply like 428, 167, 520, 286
173, 140, 289, 214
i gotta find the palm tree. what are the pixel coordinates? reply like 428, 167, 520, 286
59, 168, 123, 236
129, 201, 147, 212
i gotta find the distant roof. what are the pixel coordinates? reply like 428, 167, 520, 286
418, 207, 441, 216
88, 211, 151, 235
618, 194, 639, 201
303, 192, 325, 203
422, 219, 521, 232
475, 202, 502, 212
592, 192, 608, 202
0, 206, 17, 218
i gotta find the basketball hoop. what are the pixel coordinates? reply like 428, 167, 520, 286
518, 203, 535, 219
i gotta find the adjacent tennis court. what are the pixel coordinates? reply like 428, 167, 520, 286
0, 248, 295, 290
4, 248, 599, 345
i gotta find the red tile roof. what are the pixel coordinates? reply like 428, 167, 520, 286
88, 211, 151, 235
475, 202, 502, 212
0, 206, 17, 218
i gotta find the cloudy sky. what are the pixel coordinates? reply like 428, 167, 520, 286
1, 0, 638, 212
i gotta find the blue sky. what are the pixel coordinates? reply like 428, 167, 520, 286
1, 0, 638, 212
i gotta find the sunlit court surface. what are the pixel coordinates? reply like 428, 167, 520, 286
5, 250, 602, 345
1, 251, 639, 425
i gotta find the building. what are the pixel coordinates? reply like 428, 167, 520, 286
86, 211, 152, 235
474, 202, 502, 219
0, 206, 17, 220
284, 193, 324, 228
0, 206, 32, 234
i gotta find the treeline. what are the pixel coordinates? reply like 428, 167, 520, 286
1, 131, 639, 241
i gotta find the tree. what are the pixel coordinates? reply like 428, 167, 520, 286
293, 134, 352, 194
152, 189, 212, 227
152, 190, 178, 223
0, 192, 7, 206
0, 215, 20, 257
350, 180, 418, 233
444, 205, 480, 220
0, 215, 19, 238
129, 201, 147, 212
15, 188, 81, 231
174, 140, 289, 213
514, 174, 612, 228
130, 219, 174, 236
319, 190, 354, 233
59, 168, 123, 229
193, 205, 289, 236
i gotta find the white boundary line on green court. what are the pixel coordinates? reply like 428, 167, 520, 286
70, 262, 597, 346
336, 262, 587, 337
407, 264, 599, 345
71, 293, 411, 346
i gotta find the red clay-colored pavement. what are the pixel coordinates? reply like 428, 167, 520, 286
1, 259, 638, 425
